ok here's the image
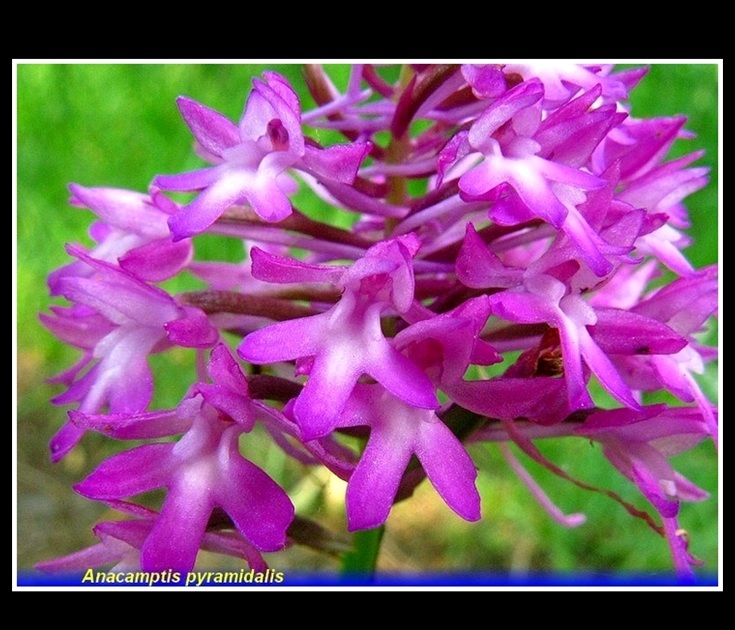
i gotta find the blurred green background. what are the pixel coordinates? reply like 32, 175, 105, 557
15, 63, 719, 581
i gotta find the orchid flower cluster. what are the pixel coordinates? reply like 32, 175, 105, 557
38, 64, 717, 581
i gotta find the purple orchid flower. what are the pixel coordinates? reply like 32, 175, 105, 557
37, 519, 152, 575
238, 235, 438, 440
37, 505, 269, 575
605, 266, 719, 443
499, 63, 630, 104
591, 115, 691, 181
396, 296, 500, 386
327, 383, 481, 531
444, 80, 622, 276
73, 391, 293, 572
489, 272, 640, 411
35, 63, 717, 580
576, 405, 711, 579
154, 72, 370, 239
40, 245, 217, 461
48, 185, 192, 290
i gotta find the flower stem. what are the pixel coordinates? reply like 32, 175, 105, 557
341, 525, 385, 576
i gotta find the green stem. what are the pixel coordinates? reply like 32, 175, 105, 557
384, 65, 414, 235
341, 525, 385, 576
